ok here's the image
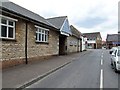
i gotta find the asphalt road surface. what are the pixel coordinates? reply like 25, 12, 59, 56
26, 49, 119, 89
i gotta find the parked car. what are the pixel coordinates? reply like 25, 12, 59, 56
111, 46, 120, 72
109, 47, 117, 54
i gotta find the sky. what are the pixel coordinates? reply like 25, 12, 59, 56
9, 0, 119, 41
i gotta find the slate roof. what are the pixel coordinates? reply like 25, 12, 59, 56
83, 32, 101, 40
0, 1, 55, 28
47, 16, 67, 30
106, 34, 120, 42
70, 25, 81, 38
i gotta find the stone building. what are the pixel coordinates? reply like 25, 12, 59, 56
67, 25, 81, 53
81, 35, 87, 51
47, 16, 72, 55
83, 32, 102, 49
0, 1, 60, 68
106, 34, 120, 49
1, 1, 74, 68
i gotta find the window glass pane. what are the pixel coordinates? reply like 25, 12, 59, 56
8, 27, 13, 38
46, 35, 48, 41
8, 21, 14, 26
39, 33, 41, 41
39, 29, 41, 32
45, 31, 48, 34
45, 35, 47, 41
42, 30, 44, 33
1, 25, 7, 37
42, 34, 44, 41
1, 19, 7, 24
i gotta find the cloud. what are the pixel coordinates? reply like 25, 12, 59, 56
9, 0, 119, 40
75, 17, 107, 28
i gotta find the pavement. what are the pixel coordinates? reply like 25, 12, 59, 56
2, 50, 90, 89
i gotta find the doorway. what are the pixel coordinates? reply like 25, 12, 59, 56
59, 35, 67, 55
94, 44, 96, 49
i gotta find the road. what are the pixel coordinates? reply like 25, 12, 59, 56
26, 49, 119, 89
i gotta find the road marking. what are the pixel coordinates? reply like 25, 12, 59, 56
100, 69, 103, 89
101, 55, 103, 58
101, 52, 104, 58
101, 59, 103, 65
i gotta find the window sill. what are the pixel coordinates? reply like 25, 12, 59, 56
0, 38, 17, 42
35, 41, 49, 44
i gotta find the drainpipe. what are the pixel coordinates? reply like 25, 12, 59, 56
25, 22, 28, 64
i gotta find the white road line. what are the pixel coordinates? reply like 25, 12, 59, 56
101, 59, 103, 65
100, 69, 103, 89
101, 55, 103, 58
101, 52, 104, 58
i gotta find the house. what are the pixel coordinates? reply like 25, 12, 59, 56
0, 1, 61, 68
83, 32, 102, 49
81, 35, 87, 51
67, 25, 81, 53
47, 16, 72, 55
106, 34, 120, 49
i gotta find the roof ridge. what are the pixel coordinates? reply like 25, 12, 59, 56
83, 32, 100, 34
47, 16, 67, 20
107, 34, 118, 35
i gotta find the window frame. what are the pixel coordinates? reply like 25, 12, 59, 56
35, 25, 49, 43
0, 15, 17, 40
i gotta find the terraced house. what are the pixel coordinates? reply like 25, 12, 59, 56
1, 1, 82, 68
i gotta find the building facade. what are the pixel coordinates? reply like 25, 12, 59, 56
1, 1, 60, 68
81, 35, 87, 51
67, 25, 81, 53
47, 16, 72, 55
1, 1, 84, 68
83, 32, 102, 49
106, 34, 120, 49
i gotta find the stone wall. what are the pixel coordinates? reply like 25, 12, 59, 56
27, 22, 59, 60
67, 36, 79, 53
1, 16, 59, 68
2, 19, 26, 68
